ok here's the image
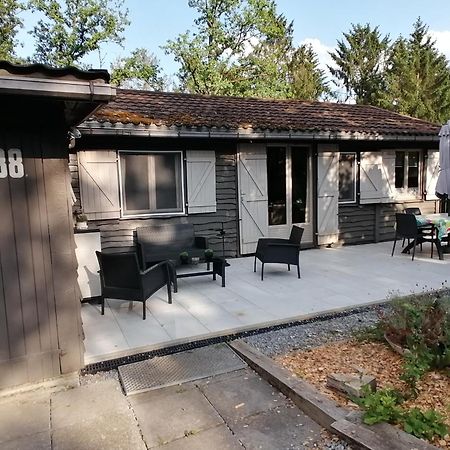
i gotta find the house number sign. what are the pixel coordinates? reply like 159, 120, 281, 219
0, 149, 24, 178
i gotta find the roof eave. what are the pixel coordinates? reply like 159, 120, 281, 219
0, 75, 116, 102
78, 120, 440, 142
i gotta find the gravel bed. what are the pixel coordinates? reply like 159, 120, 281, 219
79, 368, 119, 386
243, 304, 390, 358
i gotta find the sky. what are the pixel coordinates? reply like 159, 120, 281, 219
16, 0, 450, 79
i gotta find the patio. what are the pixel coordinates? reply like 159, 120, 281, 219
81, 241, 450, 364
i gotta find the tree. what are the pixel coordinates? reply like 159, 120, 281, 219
110, 48, 168, 90
0, 0, 24, 61
29, 0, 129, 67
329, 23, 390, 104
381, 19, 450, 123
164, 0, 295, 98
288, 44, 330, 100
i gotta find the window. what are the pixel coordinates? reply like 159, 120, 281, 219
338, 152, 356, 203
119, 151, 184, 217
395, 151, 419, 190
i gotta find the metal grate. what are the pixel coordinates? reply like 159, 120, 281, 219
118, 343, 247, 395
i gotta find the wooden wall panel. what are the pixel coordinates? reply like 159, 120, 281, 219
73, 150, 239, 258
0, 128, 83, 389
339, 200, 439, 245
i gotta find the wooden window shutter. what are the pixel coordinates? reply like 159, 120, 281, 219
381, 150, 396, 203
317, 145, 339, 245
425, 149, 439, 200
186, 150, 216, 214
360, 152, 385, 204
78, 150, 120, 220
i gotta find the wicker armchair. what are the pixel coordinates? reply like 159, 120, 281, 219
254, 226, 304, 280
96, 252, 172, 320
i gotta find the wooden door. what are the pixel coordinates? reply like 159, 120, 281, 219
317, 147, 339, 245
238, 144, 268, 254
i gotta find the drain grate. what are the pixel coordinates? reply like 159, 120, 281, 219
118, 343, 247, 395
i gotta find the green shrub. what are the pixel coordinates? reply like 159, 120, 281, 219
356, 387, 449, 440
380, 293, 449, 369
401, 408, 448, 440
355, 387, 403, 425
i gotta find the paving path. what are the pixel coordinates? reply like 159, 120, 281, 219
0, 367, 335, 449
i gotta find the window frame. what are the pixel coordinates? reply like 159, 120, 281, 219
118, 149, 186, 218
338, 152, 357, 204
393, 149, 422, 200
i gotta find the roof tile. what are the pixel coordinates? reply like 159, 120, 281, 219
91, 89, 440, 136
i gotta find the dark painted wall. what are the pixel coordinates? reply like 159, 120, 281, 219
0, 127, 83, 389
72, 136, 239, 258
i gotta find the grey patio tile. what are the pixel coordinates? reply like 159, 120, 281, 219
199, 369, 288, 421
0, 431, 51, 450
51, 379, 128, 429
0, 391, 50, 443
130, 385, 223, 448
228, 404, 323, 450
52, 412, 145, 450
156, 424, 242, 450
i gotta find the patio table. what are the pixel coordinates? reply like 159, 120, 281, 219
402, 213, 450, 260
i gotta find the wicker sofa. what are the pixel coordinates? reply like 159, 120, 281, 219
136, 223, 209, 269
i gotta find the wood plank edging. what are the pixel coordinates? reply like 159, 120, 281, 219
229, 340, 438, 450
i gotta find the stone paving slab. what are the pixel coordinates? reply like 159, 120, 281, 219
0, 391, 50, 444
51, 379, 127, 429
228, 404, 323, 450
198, 368, 288, 421
0, 431, 51, 450
155, 424, 243, 450
130, 383, 224, 448
52, 411, 146, 450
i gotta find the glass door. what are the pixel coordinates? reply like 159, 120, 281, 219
267, 145, 312, 243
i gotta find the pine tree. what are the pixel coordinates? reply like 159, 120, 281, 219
329, 23, 389, 104
288, 44, 330, 100
381, 18, 450, 123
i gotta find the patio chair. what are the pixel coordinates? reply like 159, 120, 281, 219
403, 207, 434, 250
96, 251, 172, 320
254, 226, 304, 280
391, 213, 436, 261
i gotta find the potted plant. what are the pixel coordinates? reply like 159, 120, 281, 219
204, 248, 214, 262
75, 213, 88, 230
179, 251, 190, 265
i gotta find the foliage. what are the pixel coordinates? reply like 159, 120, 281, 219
380, 292, 450, 368
29, 0, 129, 67
179, 251, 189, 263
204, 248, 214, 260
164, 0, 296, 98
355, 387, 403, 425
0, 0, 24, 61
76, 213, 88, 222
402, 408, 448, 440
328, 23, 390, 104
356, 387, 449, 439
380, 18, 450, 123
352, 323, 385, 343
400, 350, 433, 396
288, 44, 330, 100
110, 48, 168, 90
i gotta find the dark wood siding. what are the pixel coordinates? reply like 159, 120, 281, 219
72, 147, 238, 258
0, 128, 83, 388
339, 200, 439, 244
339, 204, 376, 244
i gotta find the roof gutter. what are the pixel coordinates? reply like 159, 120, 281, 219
0, 75, 116, 102
78, 120, 440, 142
